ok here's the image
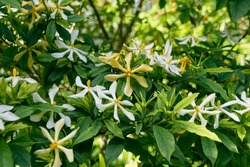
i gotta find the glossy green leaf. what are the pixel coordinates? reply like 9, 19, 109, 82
46, 20, 56, 44
14, 106, 35, 118
32, 103, 63, 113
215, 131, 239, 153
172, 121, 221, 142
35, 54, 57, 62
201, 137, 218, 166
1, 0, 21, 9
228, 0, 250, 22
237, 125, 246, 141
74, 120, 102, 145
74, 65, 88, 79
153, 125, 175, 162
104, 119, 124, 139
0, 138, 13, 167
17, 82, 38, 99
174, 93, 199, 112
68, 15, 85, 22
9, 144, 31, 167
216, 0, 228, 10
105, 137, 125, 165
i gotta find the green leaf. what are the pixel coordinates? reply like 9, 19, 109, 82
0, 138, 14, 167
17, 82, 38, 99
105, 137, 125, 165
1, 0, 21, 9
159, 0, 166, 8
0, 78, 7, 103
9, 144, 31, 167
99, 153, 106, 167
46, 20, 56, 44
74, 65, 87, 79
228, 0, 250, 22
153, 125, 175, 162
104, 119, 124, 139
171, 121, 221, 142
35, 54, 57, 62
173, 93, 199, 112
204, 67, 233, 73
14, 106, 35, 118
68, 15, 85, 22
215, 131, 238, 153
201, 137, 218, 166
60, 0, 72, 6
237, 125, 246, 141
74, 120, 102, 145
33, 103, 63, 113
216, 0, 228, 10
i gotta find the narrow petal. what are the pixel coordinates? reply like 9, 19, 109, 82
53, 149, 62, 167
54, 118, 65, 141
241, 91, 248, 103
46, 111, 55, 129
57, 146, 74, 162
58, 112, 71, 127
69, 89, 88, 98
132, 64, 153, 73
23, 78, 37, 83
0, 119, 4, 130
131, 74, 148, 88
189, 112, 197, 122
71, 30, 79, 44
113, 105, 120, 122
120, 100, 133, 106
220, 100, 238, 108
52, 50, 69, 59
33, 92, 47, 103
0, 105, 14, 113
96, 102, 114, 111
109, 81, 117, 99
54, 40, 69, 49
58, 128, 78, 144
90, 90, 102, 104
125, 52, 132, 71
74, 49, 87, 62
234, 108, 250, 115
190, 37, 196, 47
124, 77, 133, 97
221, 108, 240, 122
30, 111, 45, 122
197, 112, 208, 126
67, 49, 74, 61
0, 112, 19, 121
40, 127, 54, 143
179, 109, 194, 115
109, 59, 127, 72
61, 104, 75, 111
213, 114, 220, 129
49, 87, 59, 104
75, 76, 86, 88
12, 77, 20, 87
60, 10, 68, 20
105, 74, 126, 82
199, 93, 215, 108
118, 104, 135, 121
34, 148, 52, 156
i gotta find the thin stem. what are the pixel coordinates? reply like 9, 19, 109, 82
88, 0, 109, 40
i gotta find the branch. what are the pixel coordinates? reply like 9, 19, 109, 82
89, 0, 109, 39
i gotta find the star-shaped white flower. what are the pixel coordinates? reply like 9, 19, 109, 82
206, 99, 239, 129
124, 39, 154, 56
52, 29, 88, 62
221, 26, 241, 45
0, 105, 19, 130
30, 86, 75, 129
156, 40, 181, 76
179, 93, 219, 126
35, 118, 78, 167
45, 0, 73, 20
97, 81, 135, 122
233, 91, 250, 115
5, 68, 37, 87
176, 34, 207, 47
69, 76, 105, 105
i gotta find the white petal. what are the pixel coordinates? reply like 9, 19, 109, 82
58, 128, 78, 144
0, 105, 14, 113
60, 10, 68, 20
57, 146, 74, 162
52, 50, 69, 59
90, 90, 102, 104
120, 100, 133, 106
234, 108, 250, 115
197, 112, 207, 126
71, 30, 79, 44
50, 10, 57, 19
62, 6, 74, 12
220, 100, 237, 108
189, 112, 197, 123
23, 78, 37, 83
109, 81, 118, 99
54, 40, 69, 49
12, 77, 20, 87
46, 112, 55, 129
113, 105, 120, 122
221, 108, 240, 122
33, 92, 47, 103
213, 114, 220, 129
67, 49, 74, 61
58, 113, 71, 127
49, 87, 59, 104
74, 49, 87, 62
34, 148, 52, 156
199, 93, 215, 108
119, 104, 135, 121
75, 76, 85, 88
0, 119, 4, 130
53, 149, 62, 167
241, 91, 249, 103
179, 109, 194, 115
69, 89, 88, 98
190, 37, 196, 47
30, 111, 45, 122
54, 118, 65, 141
96, 102, 114, 111
0, 112, 19, 121
40, 127, 54, 143
61, 104, 75, 111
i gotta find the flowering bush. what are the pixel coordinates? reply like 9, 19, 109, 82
0, 0, 250, 166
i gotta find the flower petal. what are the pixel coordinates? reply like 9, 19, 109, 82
33, 92, 47, 103
54, 118, 65, 141
0, 119, 5, 130
34, 148, 52, 156
54, 40, 69, 49
58, 112, 71, 127
61, 104, 75, 111
49, 87, 59, 104
124, 77, 133, 97
30, 111, 45, 122
179, 109, 194, 115
125, 52, 132, 71
71, 30, 79, 44
109, 81, 117, 99
118, 104, 135, 121
221, 108, 240, 122
53, 149, 62, 167
0, 112, 19, 121
197, 112, 208, 126
46, 111, 55, 129
199, 93, 215, 108
110, 59, 127, 72
52, 50, 69, 59
105, 74, 126, 82
113, 105, 120, 122
0, 105, 14, 113
131, 74, 148, 88
132, 64, 153, 73
40, 127, 54, 143
57, 146, 74, 162
58, 128, 78, 144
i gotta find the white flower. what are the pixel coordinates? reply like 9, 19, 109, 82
221, 26, 241, 45
69, 76, 105, 105
6, 68, 37, 87
206, 99, 239, 129
124, 39, 154, 56
233, 91, 250, 115
176, 35, 207, 47
30, 86, 75, 129
179, 93, 219, 126
97, 81, 135, 122
0, 105, 19, 130
46, 0, 73, 20
156, 40, 181, 76
52, 29, 88, 62
35, 118, 78, 167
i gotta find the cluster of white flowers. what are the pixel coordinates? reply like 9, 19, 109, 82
179, 91, 250, 129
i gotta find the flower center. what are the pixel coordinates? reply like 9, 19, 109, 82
179, 56, 191, 73
87, 80, 91, 88
140, 43, 146, 50
115, 96, 122, 104
194, 106, 200, 113
13, 68, 17, 77
127, 70, 131, 77
52, 101, 57, 106
216, 100, 221, 108
50, 142, 58, 150
167, 57, 172, 64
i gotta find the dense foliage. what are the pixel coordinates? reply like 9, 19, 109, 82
0, 0, 250, 166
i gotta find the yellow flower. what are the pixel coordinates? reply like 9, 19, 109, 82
105, 52, 153, 97
178, 56, 191, 74
99, 51, 123, 64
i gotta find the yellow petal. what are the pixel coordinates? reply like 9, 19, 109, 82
110, 59, 127, 72
58, 146, 74, 162
125, 52, 132, 71
105, 74, 126, 81
124, 77, 133, 97
14, 50, 27, 61
132, 64, 153, 73
131, 74, 148, 88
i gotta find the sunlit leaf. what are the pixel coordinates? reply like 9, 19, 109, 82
201, 137, 218, 166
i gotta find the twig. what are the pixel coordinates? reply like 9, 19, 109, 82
88, 0, 109, 39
